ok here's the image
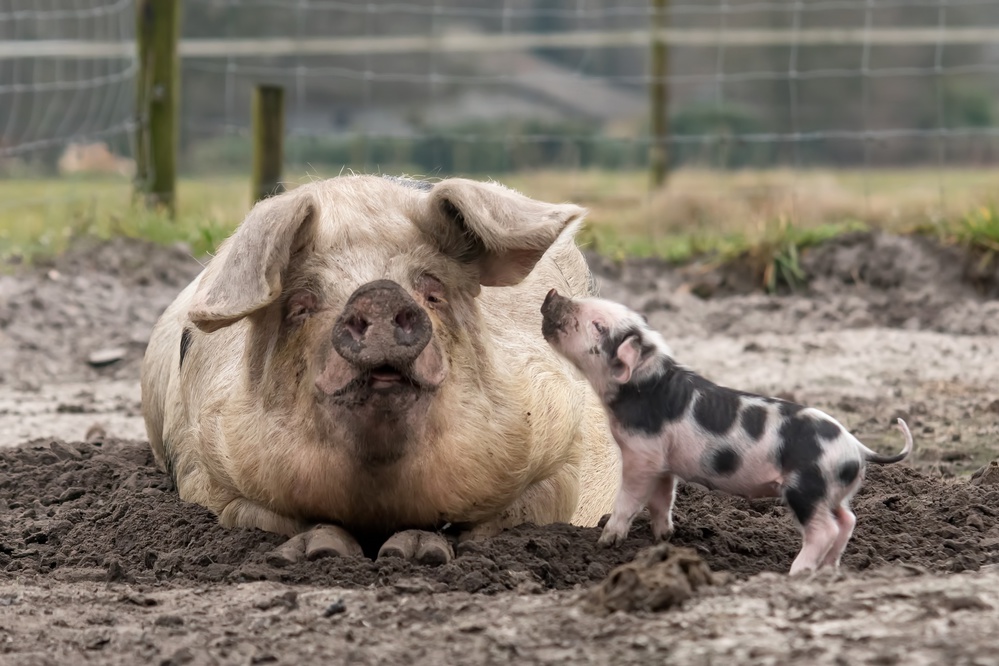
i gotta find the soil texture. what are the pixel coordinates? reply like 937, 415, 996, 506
1, 231, 998, 664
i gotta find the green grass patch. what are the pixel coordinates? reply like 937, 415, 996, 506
575, 223, 741, 264
734, 218, 871, 293
0, 177, 249, 264
579, 215, 871, 292
2, 169, 998, 292
949, 205, 999, 254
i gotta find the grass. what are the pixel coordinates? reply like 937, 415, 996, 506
2, 167, 998, 290
0, 175, 251, 263
944, 205, 999, 252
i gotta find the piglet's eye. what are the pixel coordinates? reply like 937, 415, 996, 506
593, 321, 607, 334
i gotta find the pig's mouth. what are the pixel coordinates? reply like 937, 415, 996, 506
321, 361, 438, 407
316, 335, 448, 409
367, 364, 418, 391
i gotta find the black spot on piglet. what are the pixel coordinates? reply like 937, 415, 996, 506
776, 400, 804, 418
740, 405, 768, 441
815, 419, 842, 440
837, 460, 860, 486
784, 466, 827, 526
777, 415, 828, 526
710, 447, 742, 476
609, 360, 694, 435
777, 416, 823, 473
692, 387, 740, 435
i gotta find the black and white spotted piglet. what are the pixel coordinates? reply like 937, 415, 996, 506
540, 289, 914, 575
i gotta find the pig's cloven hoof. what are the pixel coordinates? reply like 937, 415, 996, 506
377, 529, 453, 566
265, 524, 363, 567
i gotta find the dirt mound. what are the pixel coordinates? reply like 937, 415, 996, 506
2, 438, 997, 592
32, 235, 205, 290
0, 237, 204, 386
587, 232, 999, 340
581, 543, 722, 615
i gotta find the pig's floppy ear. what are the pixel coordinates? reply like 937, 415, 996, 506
188, 190, 318, 333
611, 335, 644, 384
423, 178, 587, 287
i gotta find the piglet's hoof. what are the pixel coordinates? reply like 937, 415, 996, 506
596, 528, 628, 548
266, 525, 363, 566
377, 529, 453, 566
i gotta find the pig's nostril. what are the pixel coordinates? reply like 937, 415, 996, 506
345, 315, 369, 340
394, 309, 416, 334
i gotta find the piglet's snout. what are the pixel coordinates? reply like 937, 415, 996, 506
540, 288, 575, 340
541, 288, 560, 314
332, 279, 432, 368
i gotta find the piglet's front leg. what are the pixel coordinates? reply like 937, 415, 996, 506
647, 472, 677, 541
598, 442, 663, 547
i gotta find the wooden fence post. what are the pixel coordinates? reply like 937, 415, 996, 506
252, 85, 286, 204
134, 0, 180, 215
649, 0, 670, 189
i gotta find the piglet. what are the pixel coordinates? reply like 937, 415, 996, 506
540, 289, 914, 575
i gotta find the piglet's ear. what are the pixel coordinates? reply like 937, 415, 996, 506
420, 178, 587, 287
188, 189, 318, 333
612, 335, 644, 384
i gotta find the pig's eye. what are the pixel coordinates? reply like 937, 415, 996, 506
593, 321, 607, 335
285, 291, 319, 326
417, 274, 447, 309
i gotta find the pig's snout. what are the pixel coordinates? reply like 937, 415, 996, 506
332, 280, 432, 369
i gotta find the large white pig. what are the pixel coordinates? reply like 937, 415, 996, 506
140, 175, 620, 564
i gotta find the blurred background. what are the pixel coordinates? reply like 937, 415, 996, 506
1, 0, 999, 263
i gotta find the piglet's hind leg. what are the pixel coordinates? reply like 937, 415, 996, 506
789, 509, 840, 575
819, 505, 857, 569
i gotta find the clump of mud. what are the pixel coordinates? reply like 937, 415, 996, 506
971, 460, 999, 486
2, 438, 998, 593
581, 543, 722, 615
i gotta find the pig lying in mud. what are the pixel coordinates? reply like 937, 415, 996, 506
140, 175, 620, 564
540, 290, 914, 575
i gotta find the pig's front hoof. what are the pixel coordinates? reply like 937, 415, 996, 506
266, 524, 363, 566
377, 529, 453, 566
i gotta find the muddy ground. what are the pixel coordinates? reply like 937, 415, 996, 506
1, 231, 998, 664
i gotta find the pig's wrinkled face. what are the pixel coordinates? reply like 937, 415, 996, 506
251, 196, 487, 466
187, 175, 586, 468
541, 290, 664, 396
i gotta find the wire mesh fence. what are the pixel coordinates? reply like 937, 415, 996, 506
0, 0, 135, 173
2, 0, 999, 255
